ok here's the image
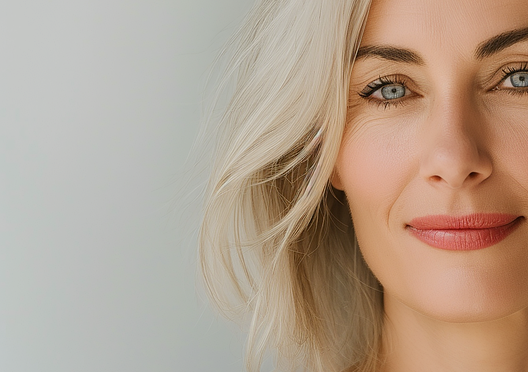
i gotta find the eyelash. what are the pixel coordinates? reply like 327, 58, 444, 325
358, 75, 411, 109
358, 63, 528, 109
495, 62, 528, 95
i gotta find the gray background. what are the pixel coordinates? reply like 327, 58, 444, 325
0, 0, 253, 371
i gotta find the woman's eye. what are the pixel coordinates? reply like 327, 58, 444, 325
372, 84, 407, 100
502, 72, 528, 88
358, 76, 414, 108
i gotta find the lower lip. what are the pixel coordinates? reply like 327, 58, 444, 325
407, 217, 522, 251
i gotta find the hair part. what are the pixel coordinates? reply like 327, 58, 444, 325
199, 1, 383, 371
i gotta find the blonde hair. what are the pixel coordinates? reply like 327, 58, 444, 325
199, 0, 383, 371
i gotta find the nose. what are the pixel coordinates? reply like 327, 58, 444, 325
419, 98, 492, 189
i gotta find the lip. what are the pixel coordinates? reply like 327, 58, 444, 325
407, 213, 523, 251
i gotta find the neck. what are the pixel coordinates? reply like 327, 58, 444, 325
379, 294, 528, 372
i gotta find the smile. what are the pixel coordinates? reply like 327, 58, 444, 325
407, 213, 523, 251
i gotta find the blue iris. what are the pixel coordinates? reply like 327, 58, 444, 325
381, 84, 406, 99
510, 72, 528, 88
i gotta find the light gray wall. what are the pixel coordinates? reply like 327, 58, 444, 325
0, 0, 253, 371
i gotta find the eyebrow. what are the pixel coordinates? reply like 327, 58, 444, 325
476, 27, 528, 59
355, 27, 528, 66
355, 45, 424, 65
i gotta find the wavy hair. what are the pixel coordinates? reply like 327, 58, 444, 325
198, 0, 383, 371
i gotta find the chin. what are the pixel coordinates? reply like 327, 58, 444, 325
390, 276, 528, 323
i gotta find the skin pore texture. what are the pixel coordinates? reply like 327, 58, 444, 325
332, 0, 528, 371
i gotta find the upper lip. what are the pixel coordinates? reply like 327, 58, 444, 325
408, 213, 522, 230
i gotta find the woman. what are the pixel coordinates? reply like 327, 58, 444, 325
199, 0, 528, 370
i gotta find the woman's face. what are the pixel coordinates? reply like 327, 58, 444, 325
332, 0, 528, 322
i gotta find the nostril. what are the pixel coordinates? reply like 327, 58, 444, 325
468, 172, 479, 179
420, 142, 493, 188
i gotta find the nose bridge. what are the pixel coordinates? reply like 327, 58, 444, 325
419, 94, 492, 189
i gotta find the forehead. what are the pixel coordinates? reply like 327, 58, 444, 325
362, 0, 528, 55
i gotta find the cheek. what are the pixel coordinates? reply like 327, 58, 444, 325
334, 121, 418, 286
334, 121, 417, 220
484, 105, 528, 195
496, 116, 528, 183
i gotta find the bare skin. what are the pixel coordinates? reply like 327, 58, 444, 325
381, 296, 528, 372
332, 0, 528, 370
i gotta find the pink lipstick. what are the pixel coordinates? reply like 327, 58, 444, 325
407, 213, 522, 251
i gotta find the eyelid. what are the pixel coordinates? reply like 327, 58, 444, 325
358, 75, 409, 97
